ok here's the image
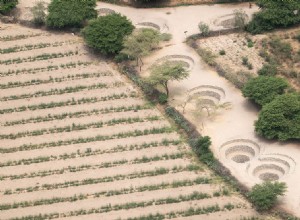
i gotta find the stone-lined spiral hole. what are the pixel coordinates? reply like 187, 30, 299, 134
98, 8, 116, 16
219, 139, 262, 164
156, 55, 195, 71
136, 22, 161, 31
253, 164, 285, 181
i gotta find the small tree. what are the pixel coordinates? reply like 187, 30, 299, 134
248, 181, 287, 211
198, 22, 210, 36
82, 14, 134, 55
242, 76, 289, 106
147, 60, 189, 97
0, 0, 18, 14
46, 0, 97, 28
233, 9, 248, 30
255, 93, 300, 141
122, 28, 160, 68
31, 1, 46, 26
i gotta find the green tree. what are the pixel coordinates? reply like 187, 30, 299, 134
247, 0, 300, 34
0, 0, 18, 14
82, 14, 134, 55
242, 76, 289, 106
198, 22, 210, 36
147, 61, 189, 97
46, 0, 97, 28
31, 1, 46, 26
255, 93, 300, 141
248, 181, 287, 211
122, 28, 160, 67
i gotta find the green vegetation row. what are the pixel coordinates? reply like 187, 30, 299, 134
0, 51, 78, 65
0, 177, 215, 211
0, 92, 134, 115
0, 126, 174, 153
0, 61, 92, 77
0, 33, 43, 42
5, 165, 199, 195
0, 41, 74, 54
0, 116, 161, 140
0, 82, 124, 101
0, 139, 180, 181
0, 72, 113, 89
4, 104, 151, 126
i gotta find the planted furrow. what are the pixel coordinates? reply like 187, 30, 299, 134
0, 33, 45, 42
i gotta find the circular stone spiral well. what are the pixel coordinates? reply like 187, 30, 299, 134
247, 154, 296, 182
219, 139, 263, 164
136, 22, 161, 31
155, 55, 195, 71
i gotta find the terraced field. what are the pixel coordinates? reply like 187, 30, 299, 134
0, 23, 259, 219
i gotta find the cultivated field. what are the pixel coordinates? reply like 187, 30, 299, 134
0, 23, 261, 219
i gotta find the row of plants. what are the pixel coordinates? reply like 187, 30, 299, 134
0, 33, 43, 42
0, 41, 74, 54
1, 177, 213, 210
3, 104, 152, 126
7, 165, 198, 194
0, 126, 174, 153
0, 72, 113, 89
0, 115, 161, 140
0, 92, 134, 115
0, 139, 180, 170
0, 61, 92, 77
0, 50, 78, 65
0, 139, 181, 181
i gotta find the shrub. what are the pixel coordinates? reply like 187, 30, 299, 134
82, 14, 134, 55
255, 93, 300, 141
46, 0, 97, 28
269, 37, 292, 59
0, 0, 18, 14
258, 64, 278, 76
198, 22, 210, 36
242, 57, 249, 66
225, 70, 253, 89
158, 93, 168, 104
31, 1, 46, 26
248, 181, 287, 211
242, 76, 289, 106
219, 50, 226, 55
233, 9, 248, 30
159, 33, 172, 41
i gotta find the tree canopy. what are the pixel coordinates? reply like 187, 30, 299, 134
247, 0, 300, 34
46, 0, 97, 28
147, 60, 189, 96
242, 76, 289, 106
255, 93, 300, 141
82, 13, 134, 55
0, 0, 18, 14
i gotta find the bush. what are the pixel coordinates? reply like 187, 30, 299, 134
31, 1, 46, 26
198, 22, 210, 36
248, 181, 286, 211
82, 14, 134, 55
269, 37, 292, 59
191, 136, 214, 162
225, 70, 253, 89
258, 64, 278, 76
219, 50, 226, 55
255, 93, 300, 141
0, 0, 18, 14
46, 0, 97, 28
233, 9, 248, 30
242, 76, 289, 106
158, 93, 168, 104
159, 33, 172, 41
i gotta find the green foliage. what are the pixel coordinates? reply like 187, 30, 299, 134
158, 93, 168, 104
122, 28, 160, 61
82, 14, 134, 55
31, 1, 46, 25
233, 9, 248, 30
46, 0, 97, 28
147, 60, 190, 96
191, 136, 214, 163
247, 0, 300, 34
269, 37, 292, 59
198, 22, 210, 36
0, 0, 18, 14
255, 93, 300, 141
258, 63, 278, 76
248, 181, 287, 211
219, 50, 226, 55
242, 76, 289, 106
159, 33, 172, 41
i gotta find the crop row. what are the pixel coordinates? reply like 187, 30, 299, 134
0, 41, 74, 54
0, 139, 181, 179
0, 82, 125, 101
3, 104, 151, 126
2, 152, 186, 197
0, 61, 92, 77
0, 126, 174, 153
3, 165, 200, 195
7, 192, 232, 220
0, 51, 78, 65
0, 72, 113, 89
0, 92, 135, 115
0, 115, 161, 140
0, 33, 44, 41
